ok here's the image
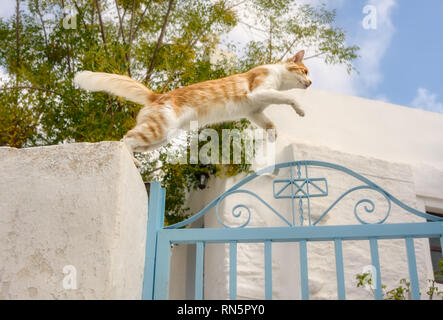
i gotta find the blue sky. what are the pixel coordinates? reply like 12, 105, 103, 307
331, 0, 443, 112
1, 0, 442, 113
224, 0, 443, 114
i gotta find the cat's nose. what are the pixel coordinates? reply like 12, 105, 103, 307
306, 80, 312, 87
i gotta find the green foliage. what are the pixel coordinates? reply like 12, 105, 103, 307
384, 279, 411, 300
435, 258, 443, 280
0, 0, 358, 225
355, 259, 443, 300
0, 89, 38, 147
356, 272, 374, 290
139, 119, 254, 225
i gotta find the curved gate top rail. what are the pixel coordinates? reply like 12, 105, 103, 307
165, 160, 443, 229
144, 160, 443, 300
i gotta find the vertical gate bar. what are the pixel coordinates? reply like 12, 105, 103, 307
229, 241, 237, 300
142, 182, 166, 300
334, 239, 346, 300
290, 166, 295, 226
405, 238, 420, 300
305, 164, 312, 226
153, 234, 171, 300
264, 241, 272, 300
195, 241, 205, 300
299, 240, 309, 300
369, 238, 383, 300
441, 233, 443, 284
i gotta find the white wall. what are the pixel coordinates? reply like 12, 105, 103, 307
177, 90, 443, 300
184, 143, 432, 300
3, 89, 439, 300
270, 88, 443, 170
0, 142, 148, 299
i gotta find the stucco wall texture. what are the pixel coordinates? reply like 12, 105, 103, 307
1, 88, 442, 300
0, 142, 148, 299
172, 89, 443, 300
191, 144, 431, 299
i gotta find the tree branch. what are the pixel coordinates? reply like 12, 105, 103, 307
72, 0, 88, 30
144, 0, 175, 84
268, 16, 272, 62
15, 0, 20, 87
132, 1, 152, 43
144, 164, 166, 176
123, 0, 138, 77
128, 0, 136, 44
34, 0, 48, 47
226, 0, 248, 10
94, 0, 108, 53
114, 0, 126, 43
114, 0, 131, 76
60, 0, 72, 74
304, 52, 326, 60
122, 7, 127, 24
238, 20, 266, 33
91, 0, 95, 26
159, 14, 220, 92
279, 38, 297, 61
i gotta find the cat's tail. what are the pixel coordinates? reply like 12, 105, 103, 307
73, 71, 158, 105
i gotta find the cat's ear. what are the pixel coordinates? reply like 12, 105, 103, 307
288, 50, 305, 63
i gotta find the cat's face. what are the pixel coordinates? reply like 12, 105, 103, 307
282, 50, 312, 89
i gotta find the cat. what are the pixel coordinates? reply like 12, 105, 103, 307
74, 50, 311, 167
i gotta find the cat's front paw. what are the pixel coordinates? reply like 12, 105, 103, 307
291, 102, 305, 117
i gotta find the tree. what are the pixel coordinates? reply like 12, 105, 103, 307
0, 0, 358, 224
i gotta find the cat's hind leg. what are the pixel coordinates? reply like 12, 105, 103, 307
122, 123, 168, 167
121, 135, 143, 168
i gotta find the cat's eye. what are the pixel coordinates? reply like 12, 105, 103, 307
303, 70, 308, 75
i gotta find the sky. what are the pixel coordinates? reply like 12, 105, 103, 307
1, 0, 442, 113
224, 0, 443, 113
329, 0, 443, 112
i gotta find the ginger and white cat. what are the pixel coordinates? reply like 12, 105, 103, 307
74, 50, 311, 167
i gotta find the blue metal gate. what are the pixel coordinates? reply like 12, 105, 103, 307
142, 161, 443, 300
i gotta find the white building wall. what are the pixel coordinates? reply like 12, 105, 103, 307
272, 88, 443, 170
175, 89, 443, 300
0, 89, 441, 300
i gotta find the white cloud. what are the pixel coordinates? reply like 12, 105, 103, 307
308, 0, 397, 99
306, 58, 356, 95
224, 0, 398, 98
355, 0, 397, 92
222, 0, 359, 96
411, 88, 443, 113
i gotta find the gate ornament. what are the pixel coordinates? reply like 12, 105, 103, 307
165, 161, 443, 229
